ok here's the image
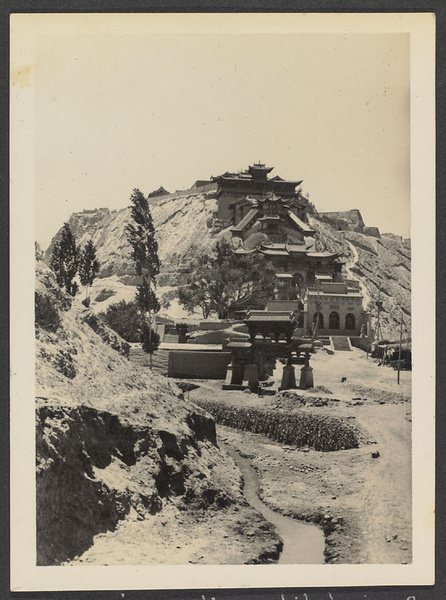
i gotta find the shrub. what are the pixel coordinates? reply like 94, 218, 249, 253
195, 400, 359, 452
98, 300, 141, 343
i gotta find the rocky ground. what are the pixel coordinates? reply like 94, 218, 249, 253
35, 261, 412, 566
35, 263, 281, 566
187, 348, 412, 564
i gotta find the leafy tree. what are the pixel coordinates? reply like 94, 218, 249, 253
178, 240, 276, 319
160, 288, 179, 310
178, 252, 214, 318
99, 300, 141, 343
125, 189, 160, 365
49, 223, 79, 297
79, 240, 100, 301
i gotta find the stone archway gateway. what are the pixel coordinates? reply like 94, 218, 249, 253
223, 311, 315, 392
329, 311, 340, 329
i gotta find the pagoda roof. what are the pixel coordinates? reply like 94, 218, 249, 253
306, 290, 363, 298
261, 242, 286, 249
256, 193, 282, 203
245, 311, 296, 323
286, 243, 307, 253
259, 248, 290, 257
248, 162, 274, 174
306, 251, 342, 258
286, 210, 315, 233
231, 208, 259, 233
226, 341, 252, 349
230, 290, 270, 309
256, 215, 282, 222
214, 164, 302, 186
256, 245, 341, 259
148, 186, 170, 197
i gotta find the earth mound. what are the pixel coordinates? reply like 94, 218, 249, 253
35, 263, 280, 565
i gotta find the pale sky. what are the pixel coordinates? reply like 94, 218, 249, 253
32, 19, 410, 248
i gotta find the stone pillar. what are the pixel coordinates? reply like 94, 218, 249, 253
243, 364, 259, 392
224, 364, 234, 386
299, 366, 314, 389
280, 365, 297, 390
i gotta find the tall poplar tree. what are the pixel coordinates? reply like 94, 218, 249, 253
79, 240, 100, 302
125, 189, 160, 365
49, 223, 79, 297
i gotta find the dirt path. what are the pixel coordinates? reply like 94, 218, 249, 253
345, 239, 372, 310
352, 403, 412, 563
188, 346, 412, 564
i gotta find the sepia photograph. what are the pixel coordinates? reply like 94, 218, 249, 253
9, 12, 435, 592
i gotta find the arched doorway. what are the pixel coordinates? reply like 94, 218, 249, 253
313, 312, 324, 330
329, 311, 340, 329
345, 313, 356, 330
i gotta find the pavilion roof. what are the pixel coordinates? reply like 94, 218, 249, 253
245, 314, 296, 322
231, 208, 259, 233
259, 248, 290, 257
286, 243, 307, 253
315, 274, 333, 281
306, 290, 363, 298
226, 341, 252, 348
148, 186, 170, 197
256, 215, 282, 222
306, 251, 342, 258
214, 164, 302, 186
286, 210, 315, 233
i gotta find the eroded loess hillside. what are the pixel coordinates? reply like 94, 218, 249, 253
35, 263, 281, 565
44, 194, 221, 284
44, 193, 411, 339
308, 216, 411, 338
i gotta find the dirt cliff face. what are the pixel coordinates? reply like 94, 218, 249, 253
45, 193, 410, 339
44, 194, 220, 283
35, 264, 279, 565
308, 216, 411, 338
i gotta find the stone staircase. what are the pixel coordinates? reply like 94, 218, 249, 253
331, 336, 352, 351
129, 346, 170, 374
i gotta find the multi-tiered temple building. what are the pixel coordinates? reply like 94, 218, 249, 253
213, 162, 308, 221
222, 163, 369, 338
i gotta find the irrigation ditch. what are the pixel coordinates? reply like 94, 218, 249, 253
190, 398, 363, 563
223, 443, 326, 564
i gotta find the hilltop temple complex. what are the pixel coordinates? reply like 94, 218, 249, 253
221, 163, 369, 339
150, 162, 371, 340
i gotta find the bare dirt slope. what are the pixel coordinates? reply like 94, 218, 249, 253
44, 193, 221, 282
308, 215, 411, 337
44, 195, 410, 339
35, 263, 281, 566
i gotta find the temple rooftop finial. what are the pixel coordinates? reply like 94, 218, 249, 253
248, 162, 274, 179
